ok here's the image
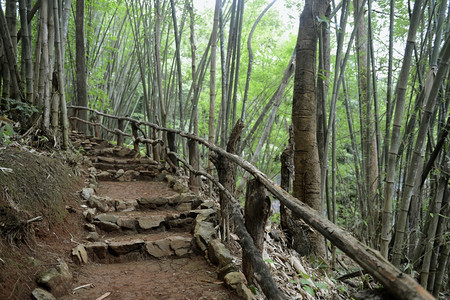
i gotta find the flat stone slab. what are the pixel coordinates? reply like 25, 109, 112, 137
117, 217, 137, 230
138, 215, 166, 230
93, 221, 120, 232
94, 213, 119, 223
138, 196, 169, 208
84, 242, 108, 260
145, 235, 193, 258
108, 239, 145, 255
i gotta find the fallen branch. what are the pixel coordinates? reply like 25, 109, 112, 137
95, 292, 111, 300
73, 283, 94, 292
27, 216, 43, 223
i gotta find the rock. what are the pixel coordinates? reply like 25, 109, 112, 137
114, 168, 125, 178
94, 213, 119, 224
167, 217, 194, 229
138, 196, 168, 208
172, 181, 189, 193
168, 236, 192, 256
56, 260, 72, 283
194, 221, 216, 252
84, 223, 96, 232
81, 188, 94, 200
83, 208, 96, 222
98, 156, 116, 163
93, 221, 120, 232
146, 238, 173, 258
224, 271, 253, 299
170, 193, 197, 204
108, 239, 145, 255
32, 288, 56, 300
208, 239, 232, 267
138, 215, 165, 230
200, 200, 215, 209
117, 217, 137, 230
115, 147, 134, 157
218, 263, 238, 280
176, 202, 192, 211
224, 271, 247, 288
86, 232, 100, 242
237, 284, 255, 300
71, 245, 88, 264
190, 208, 216, 222
97, 170, 112, 180
115, 199, 138, 211
87, 196, 109, 212
36, 262, 72, 297
84, 242, 108, 260
165, 174, 177, 185
119, 170, 140, 181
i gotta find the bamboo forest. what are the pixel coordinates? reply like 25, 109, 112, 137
0, 0, 448, 299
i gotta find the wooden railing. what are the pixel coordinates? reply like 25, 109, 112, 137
68, 106, 434, 300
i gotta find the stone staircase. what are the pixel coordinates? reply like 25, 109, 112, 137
67, 133, 250, 299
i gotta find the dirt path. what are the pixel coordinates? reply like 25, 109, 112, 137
69, 257, 234, 300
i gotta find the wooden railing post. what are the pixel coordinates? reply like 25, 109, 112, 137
188, 139, 200, 192
152, 128, 160, 162
69, 107, 78, 131
280, 141, 293, 232
117, 118, 125, 146
131, 122, 140, 153
167, 131, 179, 167
243, 179, 270, 285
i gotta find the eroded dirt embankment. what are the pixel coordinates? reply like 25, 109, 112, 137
0, 147, 84, 299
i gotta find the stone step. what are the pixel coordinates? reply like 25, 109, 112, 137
94, 156, 158, 166
85, 190, 203, 213
94, 167, 164, 181
90, 210, 198, 233
76, 232, 194, 264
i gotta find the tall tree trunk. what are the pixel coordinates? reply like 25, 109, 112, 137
53, 0, 69, 148
209, 0, 220, 168
353, 0, 378, 244
0, 5, 22, 100
291, 0, 329, 257
169, 0, 184, 131
19, 0, 33, 103
392, 34, 450, 267
76, 0, 88, 133
240, 0, 277, 122
380, 0, 424, 258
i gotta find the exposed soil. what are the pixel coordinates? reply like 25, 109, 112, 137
0, 147, 85, 299
68, 257, 235, 300
96, 181, 179, 201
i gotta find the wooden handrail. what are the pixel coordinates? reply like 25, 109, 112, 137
68, 105, 434, 300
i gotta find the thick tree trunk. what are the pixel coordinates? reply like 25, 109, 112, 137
243, 179, 270, 286
76, 0, 87, 134
211, 121, 244, 242
291, 0, 329, 257
0, 6, 22, 100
